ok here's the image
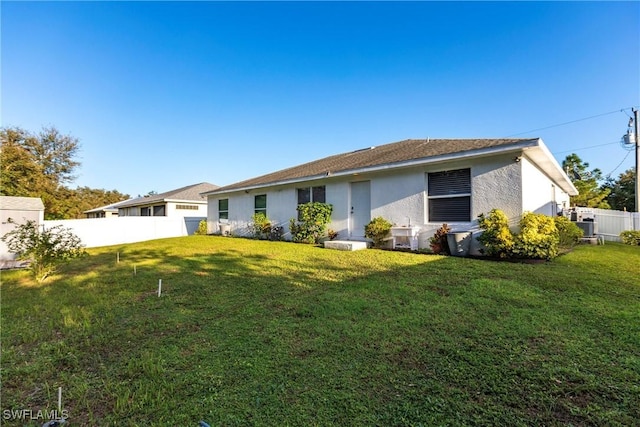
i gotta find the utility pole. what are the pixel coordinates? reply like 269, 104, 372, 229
635, 108, 640, 212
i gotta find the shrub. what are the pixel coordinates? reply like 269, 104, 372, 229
429, 223, 451, 255
554, 216, 583, 248
1, 220, 86, 283
268, 225, 285, 241
364, 217, 392, 247
477, 209, 514, 258
194, 219, 209, 235
620, 230, 640, 246
250, 212, 271, 239
511, 212, 559, 260
327, 229, 339, 241
289, 203, 333, 244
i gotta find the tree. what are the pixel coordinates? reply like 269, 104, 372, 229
1, 126, 129, 219
604, 168, 636, 212
562, 153, 610, 208
0, 128, 48, 197
1, 220, 86, 283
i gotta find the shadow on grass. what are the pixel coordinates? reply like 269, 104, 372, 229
2, 237, 639, 426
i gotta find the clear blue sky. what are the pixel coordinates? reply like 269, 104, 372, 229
2, 1, 639, 198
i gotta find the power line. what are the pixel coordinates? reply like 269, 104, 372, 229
552, 140, 619, 155
605, 150, 633, 178
507, 107, 639, 137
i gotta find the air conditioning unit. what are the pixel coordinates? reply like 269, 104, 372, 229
576, 221, 597, 237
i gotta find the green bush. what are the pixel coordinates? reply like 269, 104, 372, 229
1, 220, 86, 283
477, 209, 514, 258
194, 219, 209, 235
511, 212, 559, 260
250, 212, 272, 239
289, 202, 333, 244
620, 230, 640, 246
364, 217, 392, 247
429, 223, 451, 255
554, 216, 583, 248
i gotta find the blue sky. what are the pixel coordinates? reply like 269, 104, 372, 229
2, 1, 639, 198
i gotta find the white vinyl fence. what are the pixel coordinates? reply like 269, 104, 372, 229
592, 208, 640, 242
43, 216, 205, 248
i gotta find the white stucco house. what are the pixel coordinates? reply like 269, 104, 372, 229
116, 182, 218, 218
202, 138, 577, 249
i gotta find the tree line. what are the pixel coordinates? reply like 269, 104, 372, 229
1, 125, 637, 218
1, 126, 130, 219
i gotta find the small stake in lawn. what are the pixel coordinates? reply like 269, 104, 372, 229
117, 252, 120, 264
133, 265, 137, 276
158, 279, 162, 297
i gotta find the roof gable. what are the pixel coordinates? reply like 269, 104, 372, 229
206, 138, 540, 194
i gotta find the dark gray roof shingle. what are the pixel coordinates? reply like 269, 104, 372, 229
209, 138, 537, 193
116, 182, 219, 208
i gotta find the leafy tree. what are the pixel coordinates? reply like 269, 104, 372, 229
562, 153, 610, 208
1, 220, 86, 283
604, 168, 636, 212
0, 128, 48, 197
1, 126, 129, 219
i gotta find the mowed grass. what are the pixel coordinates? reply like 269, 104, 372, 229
2, 236, 639, 426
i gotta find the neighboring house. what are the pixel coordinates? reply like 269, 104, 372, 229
84, 201, 122, 218
202, 138, 578, 249
116, 182, 218, 218
0, 196, 45, 262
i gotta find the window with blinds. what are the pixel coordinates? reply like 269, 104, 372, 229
427, 169, 471, 222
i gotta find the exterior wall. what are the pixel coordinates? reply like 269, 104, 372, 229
166, 202, 207, 218
521, 157, 570, 216
119, 202, 207, 218
205, 153, 574, 250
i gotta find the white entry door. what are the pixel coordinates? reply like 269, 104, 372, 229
350, 181, 371, 239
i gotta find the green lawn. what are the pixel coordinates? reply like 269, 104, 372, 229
2, 236, 639, 426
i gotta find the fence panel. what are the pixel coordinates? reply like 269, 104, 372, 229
43, 216, 205, 248
592, 208, 639, 242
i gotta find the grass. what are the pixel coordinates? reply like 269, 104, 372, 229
1, 236, 639, 426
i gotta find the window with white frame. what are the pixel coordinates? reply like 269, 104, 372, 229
140, 207, 151, 216
254, 194, 267, 216
427, 169, 471, 222
218, 199, 229, 220
297, 186, 326, 219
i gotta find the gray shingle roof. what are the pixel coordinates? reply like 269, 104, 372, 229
116, 182, 219, 208
0, 196, 45, 211
207, 138, 538, 193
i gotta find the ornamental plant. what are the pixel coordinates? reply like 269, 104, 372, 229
364, 217, 392, 247
250, 213, 272, 239
511, 212, 559, 260
620, 230, 640, 246
477, 209, 514, 258
429, 223, 451, 255
289, 202, 333, 244
554, 215, 583, 248
1, 220, 86, 283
